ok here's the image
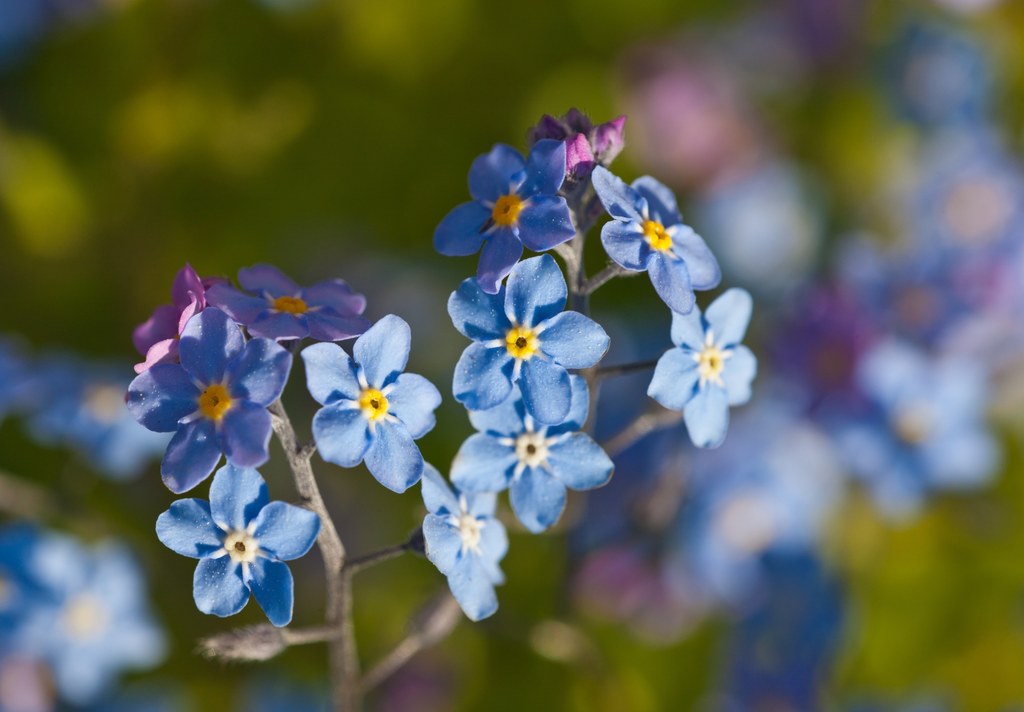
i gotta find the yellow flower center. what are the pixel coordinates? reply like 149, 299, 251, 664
272, 295, 308, 315
198, 384, 233, 421
358, 388, 390, 421
642, 220, 673, 252
694, 334, 731, 389
505, 325, 539, 360
492, 194, 525, 227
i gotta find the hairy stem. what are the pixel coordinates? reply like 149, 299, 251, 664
592, 359, 659, 381
582, 263, 629, 295
602, 407, 683, 458
345, 534, 418, 576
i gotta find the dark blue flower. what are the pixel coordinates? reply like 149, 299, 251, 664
648, 288, 757, 448
449, 255, 609, 425
156, 464, 321, 627
434, 140, 575, 294
421, 465, 507, 621
302, 315, 442, 493
127, 307, 293, 493
592, 166, 720, 314
451, 376, 612, 532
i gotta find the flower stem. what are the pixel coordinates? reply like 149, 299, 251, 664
345, 531, 420, 576
582, 263, 629, 295
601, 407, 683, 458
592, 359, 660, 381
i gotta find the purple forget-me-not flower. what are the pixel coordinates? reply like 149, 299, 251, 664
421, 464, 507, 621
434, 140, 576, 294
156, 464, 320, 627
127, 307, 292, 493
302, 315, 442, 493
451, 376, 613, 532
449, 254, 610, 425
648, 288, 757, 448
592, 166, 721, 314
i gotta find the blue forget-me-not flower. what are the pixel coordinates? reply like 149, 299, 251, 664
156, 464, 321, 627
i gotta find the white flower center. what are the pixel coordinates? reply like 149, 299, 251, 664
84, 384, 125, 423
223, 529, 261, 564
515, 430, 550, 468
693, 331, 733, 388
893, 403, 935, 445
455, 497, 484, 555
62, 595, 108, 640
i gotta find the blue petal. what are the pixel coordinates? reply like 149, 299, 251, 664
648, 254, 695, 315
226, 339, 292, 407
421, 463, 459, 516
193, 556, 249, 618
671, 225, 721, 291
504, 255, 567, 328
386, 373, 442, 439
468, 144, 526, 203
364, 419, 424, 493
518, 139, 566, 197
477, 517, 508, 584
434, 201, 491, 256
301, 342, 361, 406
648, 348, 700, 411
723, 345, 757, 406
591, 166, 644, 222
466, 386, 524, 435
312, 404, 371, 468
161, 420, 223, 493
248, 311, 308, 341
632, 175, 682, 225
475, 228, 523, 295
126, 364, 199, 432
683, 386, 730, 448
465, 491, 499, 519
669, 306, 706, 351
306, 311, 371, 342
552, 375, 590, 433
516, 196, 575, 252
546, 433, 614, 490
179, 308, 245, 386
354, 315, 411, 389
453, 343, 514, 411
600, 220, 648, 270
447, 278, 508, 341
247, 558, 294, 627
238, 264, 300, 296
518, 358, 571, 425
209, 464, 269, 531
206, 283, 266, 324
537, 311, 609, 369
447, 555, 499, 621
509, 467, 567, 533
156, 499, 221, 558
251, 502, 320, 561
422, 512, 460, 574
704, 288, 753, 347
220, 402, 273, 468
450, 433, 516, 492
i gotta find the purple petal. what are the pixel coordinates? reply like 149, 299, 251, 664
476, 228, 524, 295
172, 263, 207, 311
206, 284, 267, 325
219, 403, 273, 468
162, 419, 223, 493
592, 116, 626, 163
209, 464, 269, 531
179, 308, 245, 386
565, 133, 596, 179
238, 264, 300, 298
306, 312, 370, 342
134, 338, 180, 374
225, 338, 292, 406
248, 312, 309, 341
504, 255, 567, 328
434, 202, 491, 257
469, 144, 526, 203
133, 304, 179, 355
304, 280, 367, 316
127, 363, 200, 432
516, 197, 576, 252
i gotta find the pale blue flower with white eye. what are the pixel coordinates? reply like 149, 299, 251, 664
648, 288, 757, 448
156, 465, 321, 627
451, 376, 613, 533
421, 465, 507, 621
302, 315, 442, 493
449, 254, 609, 425
592, 166, 720, 314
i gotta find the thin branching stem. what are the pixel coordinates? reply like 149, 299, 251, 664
602, 407, 684, 458
582, 263, 629, 295
592, 359, 660, 381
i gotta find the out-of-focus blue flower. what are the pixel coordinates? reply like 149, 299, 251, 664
451, 376, 613, 533
156, 464, 320, 627
127, 308, 292, 493
448, 255, 609, 425
832, 339, 1000, 517
434, 141, 575, 294
208, 264, 370, 343
235, 677, 328, 712
649, 289, 757, 448
592, 166, 720, 314
302, 315, 441, 493
421, 465, 507, 621
24, 356, 169, 480
0, 338, 31, 423
0, 1, 48, 69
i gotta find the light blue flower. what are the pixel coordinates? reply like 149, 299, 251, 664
156, 464, 321, 627
451, 376, 613, 532
434, 140, 576, 294
591, 166, 720, 314
302, 315, 442, 493
449, 255, 609, 425
648, 288, 757, 448
421, 465, 507, 621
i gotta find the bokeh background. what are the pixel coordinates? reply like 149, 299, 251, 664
2, 0, 1024, 710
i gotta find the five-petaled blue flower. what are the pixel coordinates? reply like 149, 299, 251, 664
434, 140, 576, 294
126, 307, 292, 493
648, 288, 757, 448
451, 376, 613, 532
449, 254, 610, 425
302, 314, 442, 493
592, 166, 721, 314
421, 464, 507, 621
156, 464, 321, 627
